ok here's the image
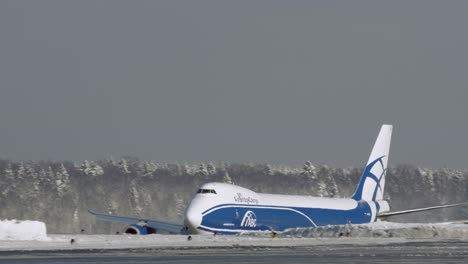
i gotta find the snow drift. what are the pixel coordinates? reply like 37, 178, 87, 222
0, 220, 48, 240
280, 221, 468, 239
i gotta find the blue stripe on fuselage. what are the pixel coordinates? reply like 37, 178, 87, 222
198, 201, 372, 233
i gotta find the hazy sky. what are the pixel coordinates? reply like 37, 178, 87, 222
0, 1, 467, 169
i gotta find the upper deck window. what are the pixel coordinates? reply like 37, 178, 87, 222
197, 189, 217, 194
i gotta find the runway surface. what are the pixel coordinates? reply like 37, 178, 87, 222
1, 241, 468, 264
3, 222, 468, 263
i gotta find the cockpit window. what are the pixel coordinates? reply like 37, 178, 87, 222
197, 189, 217, 194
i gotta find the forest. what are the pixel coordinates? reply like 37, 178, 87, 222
0, 158, 467, 234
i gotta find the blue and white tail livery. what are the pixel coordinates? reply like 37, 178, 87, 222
352, 124, 392, 202
90, 124, 468, 235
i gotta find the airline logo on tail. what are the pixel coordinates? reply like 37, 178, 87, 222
354, 156, 386, 201
352, 125, 392, 201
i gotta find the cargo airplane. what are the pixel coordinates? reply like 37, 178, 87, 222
90, 125, 467, 234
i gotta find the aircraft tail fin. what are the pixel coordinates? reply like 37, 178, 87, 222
352, 124, 393, 201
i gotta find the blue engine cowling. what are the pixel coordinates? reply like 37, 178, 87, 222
124, 224, 157, 235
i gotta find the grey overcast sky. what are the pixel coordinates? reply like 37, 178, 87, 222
0, 1, 467, 169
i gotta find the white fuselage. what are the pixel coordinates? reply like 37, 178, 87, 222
184, 182, 381, 234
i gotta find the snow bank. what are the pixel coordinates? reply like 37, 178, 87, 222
0, 233, 409, 251
280, 221, 468, 239
3, 221, 468, 251
0, 220, 48, 241
2, 223, 468, 251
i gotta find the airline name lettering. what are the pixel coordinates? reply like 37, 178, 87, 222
234, 193, 259, 205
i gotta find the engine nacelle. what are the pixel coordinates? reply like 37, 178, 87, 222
124, 224, 157, 235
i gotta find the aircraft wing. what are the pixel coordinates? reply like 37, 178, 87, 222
377, 202, 468, 218
88, 210, 185, 234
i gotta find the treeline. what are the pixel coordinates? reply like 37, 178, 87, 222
0, 158, 467, 234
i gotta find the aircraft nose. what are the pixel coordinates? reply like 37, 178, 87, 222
184, 207, 202, 233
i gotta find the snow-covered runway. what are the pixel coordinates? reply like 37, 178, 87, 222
3, 221, 468, 263
1, 239, 468, 264
2, 221, 468, 251
0, 234, 414, 251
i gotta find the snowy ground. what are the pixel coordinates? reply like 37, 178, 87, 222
2, 220, 468, 251
0, 233, 414, 252
0, 220, 47, 241
281, 221, 468, 239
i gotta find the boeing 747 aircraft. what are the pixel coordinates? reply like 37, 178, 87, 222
90, 125, 467, 234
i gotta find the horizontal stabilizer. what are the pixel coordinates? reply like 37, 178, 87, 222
88, 210, 185, 234
377, 202, 468, 218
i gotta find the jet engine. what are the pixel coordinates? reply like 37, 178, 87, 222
124, 224, 157, 235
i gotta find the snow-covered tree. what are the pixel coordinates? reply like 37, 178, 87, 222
317, 181, 327, 197
25, 162, 39, 192
1, 162, 15, 196
3, 162, 14, 181
142, 161, 157, 176
185, 163, 197, 175
195, 163, 208, 177
44, 165, 55, 187
221, 170, 233, 184
263, 163, 273, 176
16, 161, 25, 181
173, 193, 185, 219
80, 160, 91, 174
206, 162, 216, 176
80, 160, 104, 176
90, 161, 104, 176
301, 161, 316, 179
129, 180, 142, 215
55, 163, 70, 196
325, 173, 339, 197
118, 159, 131, 174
